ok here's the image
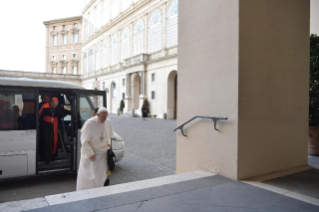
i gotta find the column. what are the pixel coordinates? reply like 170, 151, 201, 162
162, 3, 167, 51
177, 0, 310, 180
139, 70, 146, 112
124, 73, 132, 112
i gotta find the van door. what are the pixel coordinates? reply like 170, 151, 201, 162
75, 90, 106, 172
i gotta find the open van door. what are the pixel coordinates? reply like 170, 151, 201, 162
75, 90, 106, 172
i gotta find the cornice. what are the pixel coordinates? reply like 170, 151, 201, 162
43, 15, 83, 25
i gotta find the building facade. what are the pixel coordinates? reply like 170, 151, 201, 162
44, 16, 83, 76
81, 0, 178, 119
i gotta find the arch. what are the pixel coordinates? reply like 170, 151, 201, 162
95, 44, 100, 71
111, 34, 118, 65
89, 49, 94, 73
102, 39, 109, 68
167, 70, 178, 119
148, 10, 162, 53
132, 74, 141, 110
133, 19, 144, 56
83, 53, 88, 74
121, 27, 130, 61
167, 0, 178, 48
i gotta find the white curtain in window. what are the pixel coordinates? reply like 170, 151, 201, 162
121, 27, 130, 62
83, 53, 88, 74
73, 33, 78, 43
89, 49, 93, 72
62, 67, 66, 74
63, 35, 67, 44
53, 35, 57, 45
111, 34, 118, 65
112, 0, 119, 20
122, 0, 131, 12
84, 18, 88, 39
97, 4, 102, 30
95, 44, 100, 70
167, 0, 178, 48
133, 19, 144, 56
103, 0, 110, 25
52, 68, 56, 74
73, 66, 77, 75
148, 10, 162, 53
102, 40, 109, 68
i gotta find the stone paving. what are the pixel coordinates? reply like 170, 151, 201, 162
0, 114, 176, 203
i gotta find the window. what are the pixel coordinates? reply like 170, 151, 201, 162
74, 23, 77, 27
84, 18, 88, 39
95, 44, 100, 71
89, 49, 94, 72
0, 89, 36, 131
167, 0, 178, 48
73, 66, 77, 75
63, 25, 66, 29
52, 55, 56, 60
112, 0, 119, 20
112, 82, 116, 100
111, 34, 118, 65
63, 34, 67, 44
62, 67, 66, 74
52, 35, 57, 45
83, 53, 88, 74
133, 19, 144, 56
52, 68, 56, 73
122, 78, 125, 86
122, 93, 125, 100
62, 55, 66, 60
152, 73, 155, 82
122, 0, 131, 12
73, 54, 77, 59
121, 27, 130, 62
103, 0, 110, 25
73, 33, 78, 43
53, 26, 56, 30
151, 91, 155, 100
148, 10, 162, 53
102, 40, 109, 68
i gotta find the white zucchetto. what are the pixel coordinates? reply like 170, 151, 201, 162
97, 107, 108, 114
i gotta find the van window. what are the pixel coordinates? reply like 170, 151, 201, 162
0, 89, 36, 130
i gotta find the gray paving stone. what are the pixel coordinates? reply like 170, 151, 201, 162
136, 200, 207, 212
27, 199, 94, 212
308, 155, 319, 168
96, 202, 143, 212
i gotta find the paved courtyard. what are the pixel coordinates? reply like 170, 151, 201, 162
0, 114, 176, 203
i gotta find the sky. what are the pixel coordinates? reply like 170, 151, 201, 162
0, 0, 84, 72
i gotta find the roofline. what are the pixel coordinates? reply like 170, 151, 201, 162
43, 15, 83, 25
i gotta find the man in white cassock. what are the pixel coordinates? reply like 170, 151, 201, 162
76, 107, 114, 191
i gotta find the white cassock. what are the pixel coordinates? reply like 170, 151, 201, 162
76, 116, 114, 191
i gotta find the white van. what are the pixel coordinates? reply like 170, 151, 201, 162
0, 77, 124, 179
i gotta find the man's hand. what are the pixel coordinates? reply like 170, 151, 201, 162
89, 154, 96, 162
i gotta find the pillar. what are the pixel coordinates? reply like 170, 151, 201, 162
125, 73, 132, 112
177, 0, 310, 180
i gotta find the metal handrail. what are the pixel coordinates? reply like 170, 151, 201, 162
173, 116, 228, 137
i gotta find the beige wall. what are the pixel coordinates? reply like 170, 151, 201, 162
177, 0, 310, 180
311, 0, 319, 34
177, 0, 240, 179
237, 0, 310, 179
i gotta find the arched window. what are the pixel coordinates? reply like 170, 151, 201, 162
112, 0, 119, 20
133, 19, 144, 56
103, 0, 110, 25
112, 82, 116, 100
111, 34, 118, 65
167, 0, 178, 48
83, 53, 88, 74
93, 7, 97, 32
84, 18, 88, 39
122, 0, 131, 12
89, 14, 93, 36
121, 27, 130, 62
97, 4, 102, 30
89, 49, 93, 72
95, 44, 100, 71
148, 10, 162, 53
102, 40, 109, 68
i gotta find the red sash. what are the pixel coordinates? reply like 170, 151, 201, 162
43, 115, 58, 155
